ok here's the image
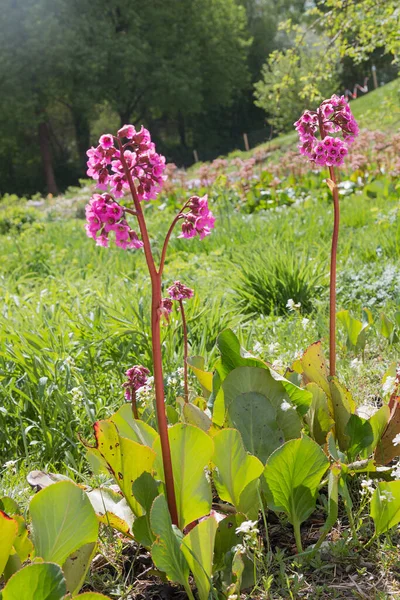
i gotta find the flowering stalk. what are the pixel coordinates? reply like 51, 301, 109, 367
179, 299, 189, 402
295, 95, 359, 377
85, 125, 214, 526
117, 142, 179, 525
165, 281, 194, 404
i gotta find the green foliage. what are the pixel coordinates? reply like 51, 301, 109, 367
0, 206, 42, 235
150, 495, 191, 594
254, 44, 340, 132
263, 436, 329, 552
222, 367, 302, 462
0, 562, 67, 600
181, 517, 218, 600
30, 480, 98, 595
153, 424, 213, 530
212, 428, 264, 517
234, 250, 323, 316
370, 481, 400, 536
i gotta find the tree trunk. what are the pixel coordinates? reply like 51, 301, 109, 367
71, 107, 91, 170
38, 121, 58, 195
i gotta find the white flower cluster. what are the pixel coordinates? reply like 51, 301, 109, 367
286, 299, 301, 311
382, 376, 397, 397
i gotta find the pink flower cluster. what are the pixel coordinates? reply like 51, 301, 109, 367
167, 281, 194, 301
85, 194, 143, 249
295, 94, 359, 167
161, 281, 194, 316
180, 195, 215, 240
86, 125, 166, 202
122, 365, 150, 401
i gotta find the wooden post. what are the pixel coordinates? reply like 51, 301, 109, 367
243, 133, 250, 152
372, 65, 378, 89
193, 149, 199, 163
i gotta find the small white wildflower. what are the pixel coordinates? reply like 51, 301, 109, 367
64, 356, 75, 366
392, 433, 400, 447
391, 461, 400, 480
381, 490, 394, 503
3, 460, 17, 469
350, 358, 362, 370
272, 359, 284, 371
301, 317, 309, 330
360, 479, 374, 495
235, 520, 258, 535
227, 595, 238, 600
232, 544, 245, 554
280, 400, 292, 412
383, 376, 396, 396
286, 299, 301, 311
294, 349, 303, 360
253, 341, 263, 354
167, 376, 177, 386
177, 367, 184, 376
268, 341, 280, 354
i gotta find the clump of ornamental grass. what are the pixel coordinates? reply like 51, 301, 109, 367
234, 250, 324, 317
85, 123, 215, 525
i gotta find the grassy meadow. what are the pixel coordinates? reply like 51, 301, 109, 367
1, 80, 400, 598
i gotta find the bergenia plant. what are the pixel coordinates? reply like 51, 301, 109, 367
85, 125, 215, 525
295, 94, 359, 376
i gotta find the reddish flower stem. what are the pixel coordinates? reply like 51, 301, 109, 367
318, 114, 339, 377
118, 140, 179, 526
131, 390, 139, 420
158, 199, 191, 276
178, 299, 189, 403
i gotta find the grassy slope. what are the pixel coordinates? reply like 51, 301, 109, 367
217, 77, 400, 163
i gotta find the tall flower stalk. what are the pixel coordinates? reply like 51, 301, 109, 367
85, 125, 214, 525
295, 95, 359, 376
165, 281, 194, 403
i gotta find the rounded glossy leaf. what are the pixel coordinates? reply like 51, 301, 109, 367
30, 480, 98, 567
1, 563, 66, 600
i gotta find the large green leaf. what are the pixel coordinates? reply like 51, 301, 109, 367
183, 403, 212, 432
109, 405, 158, 447
86, 487, 135, 537
370, 481, 400, 535
153, 424, 213, 529
216, 329, 265, 380
187, 356, 213, 399
328, 378, 356, 451
305, 383, 334, 445
0, 563, 67, 600
131, 472, 160, 547
263, 436, 329, 549
30, 480, 98, 569
150, 495, 190, 589
345, 414, 374, 461
293, 342, 330, 396
337, 309, 369, 350
0, 511, 18, 577
62, 542, 97, 596
213, 514, 246, 573
221, 367, 302, 462
181, 517, 218, 600
85, 420, 156, 516
361, 405, 390, 459
374, 400, 400, 465
212, 429, 264, 518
